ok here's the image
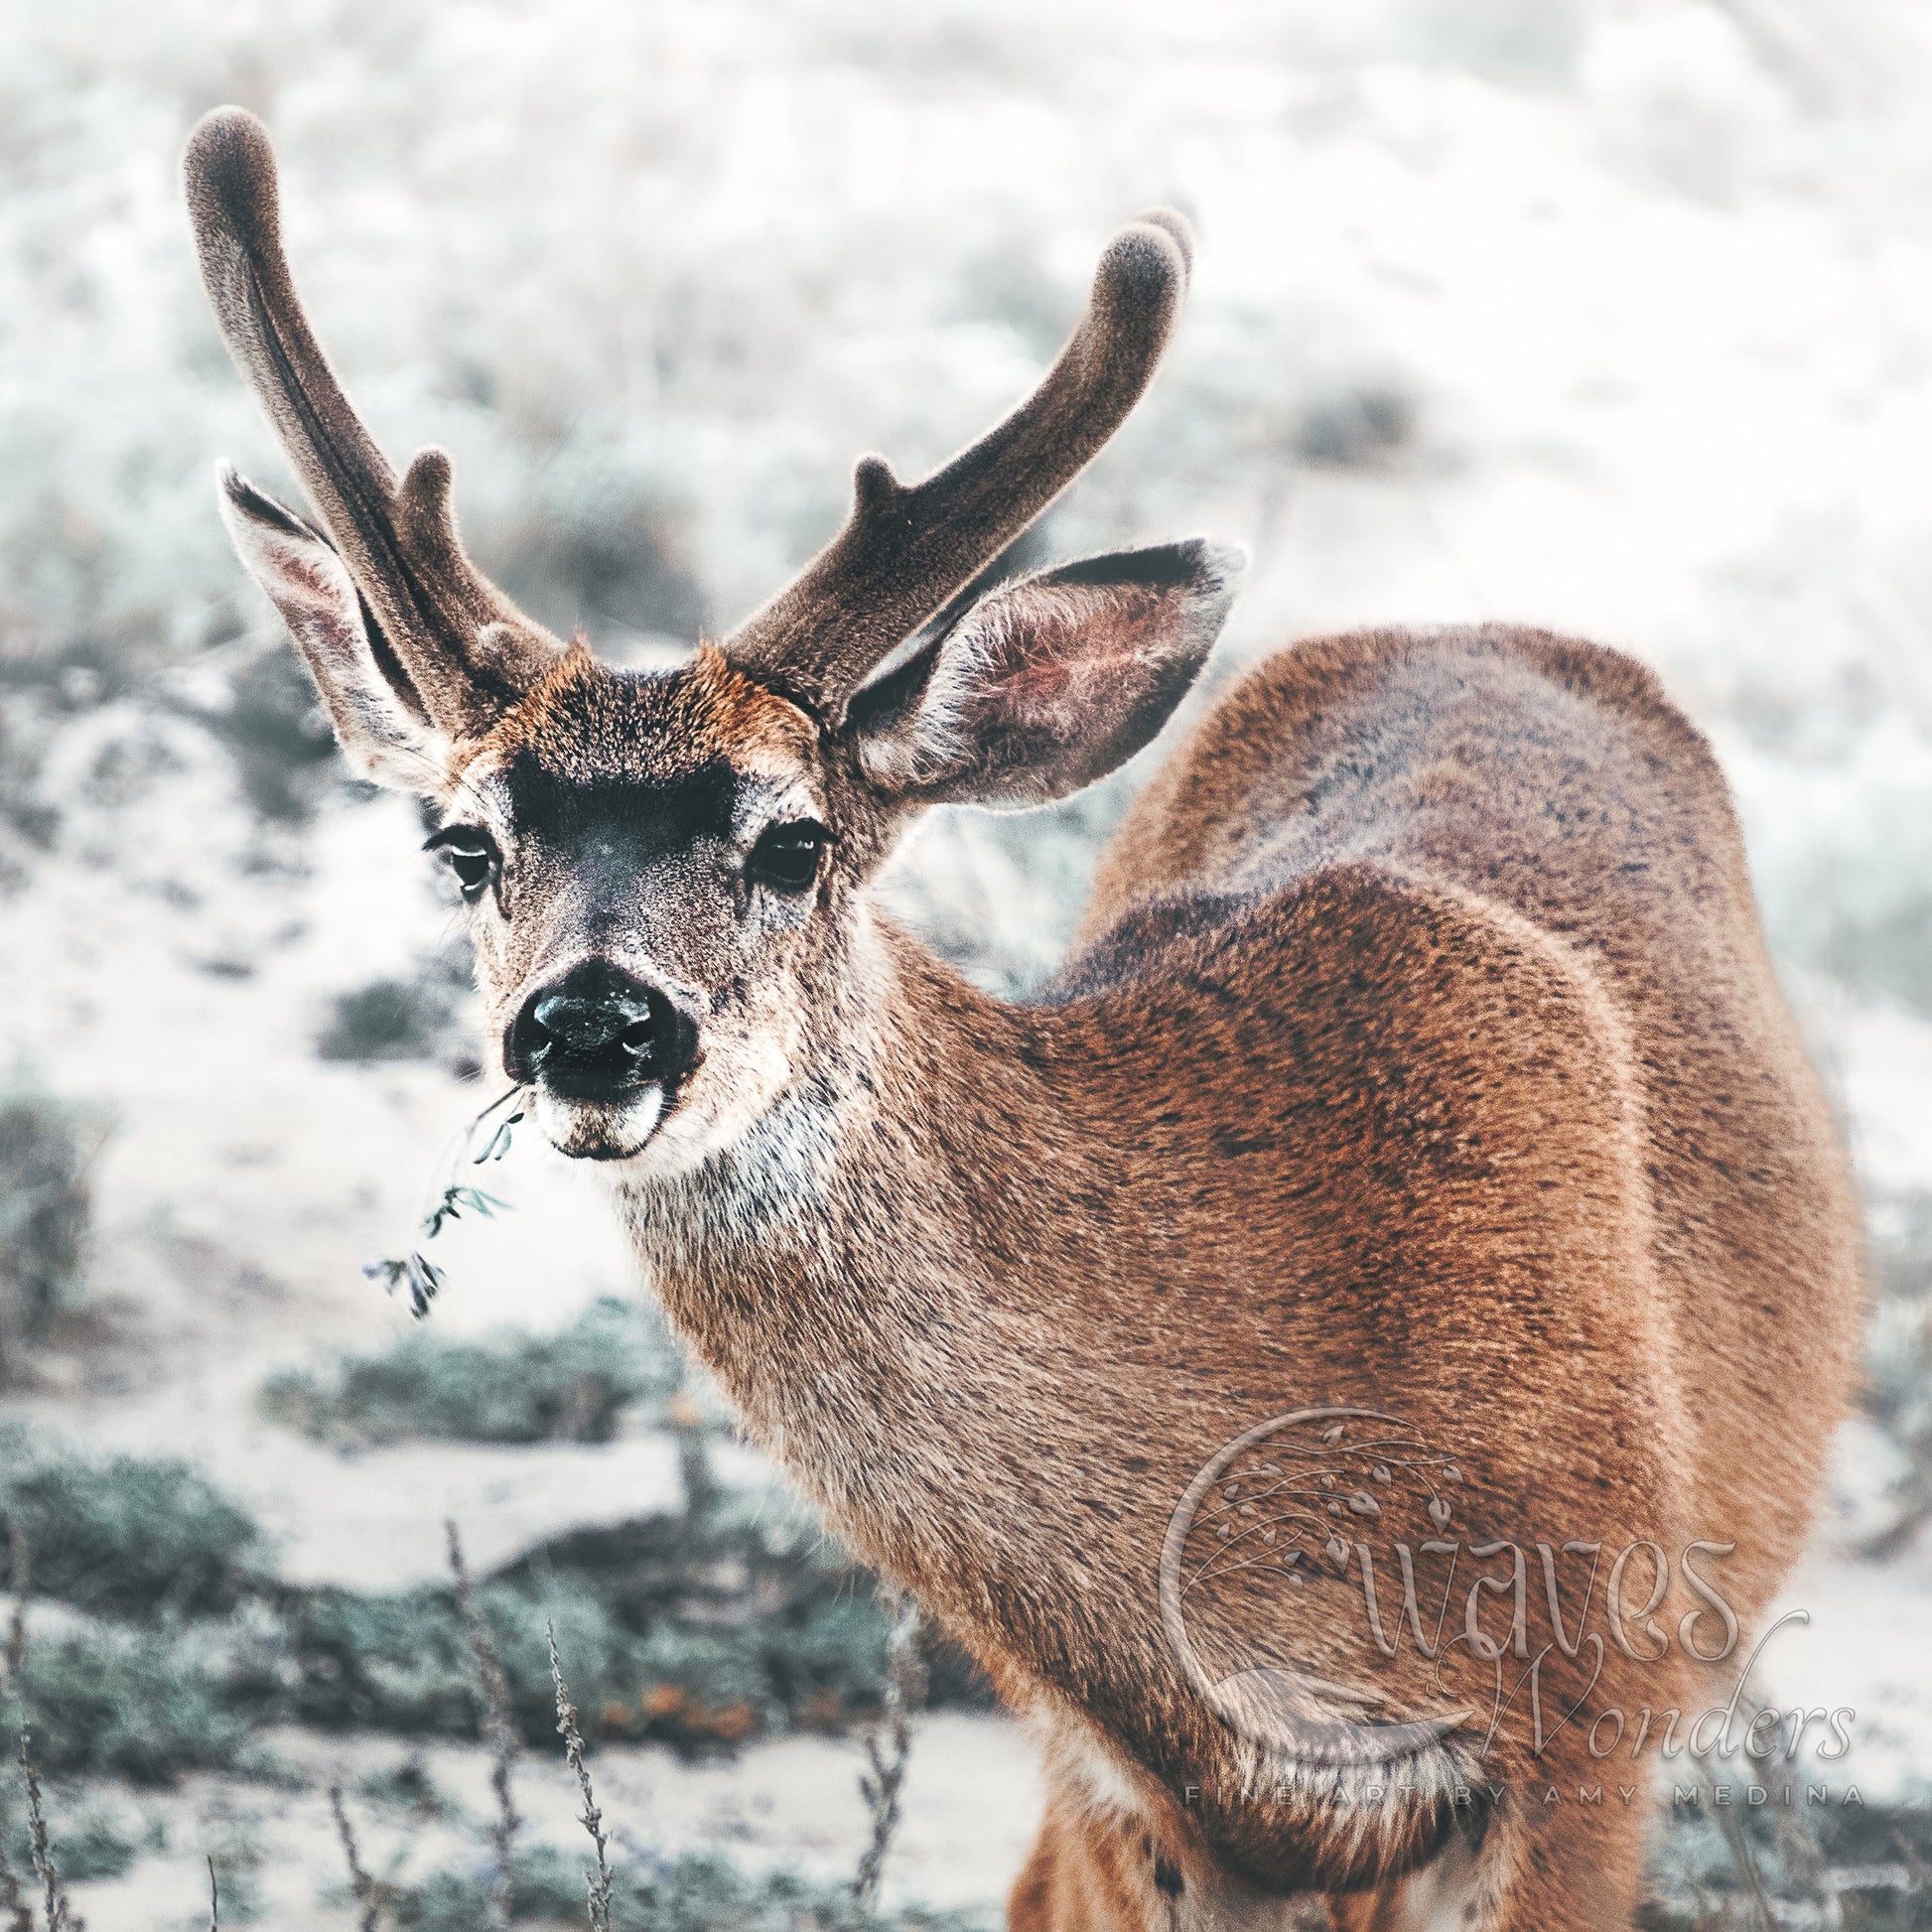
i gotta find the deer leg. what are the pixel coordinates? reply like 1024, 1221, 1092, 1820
1007, 1784, 1211, 1932
1324, 1825, 1485, 1932
1391, 1800, 1645, 1932
1008, 1804, 1134, 1932
1319, 1784, 1654, 1932
1467, 1797, 1652, 1932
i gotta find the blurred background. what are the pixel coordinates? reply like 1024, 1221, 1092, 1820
3, 0, 1932, 1924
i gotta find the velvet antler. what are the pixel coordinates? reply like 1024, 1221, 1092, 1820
724, 209, 1196, 718
185, 107, 561, 739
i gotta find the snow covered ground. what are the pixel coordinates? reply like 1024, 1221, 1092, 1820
4, 0, 1932, 1921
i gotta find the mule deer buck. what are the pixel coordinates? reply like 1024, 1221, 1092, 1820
187, 107, 1862, 1930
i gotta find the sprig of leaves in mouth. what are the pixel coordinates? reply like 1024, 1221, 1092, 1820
362, 1086, 528, 1316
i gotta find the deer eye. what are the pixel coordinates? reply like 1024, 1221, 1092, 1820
747, 819, 826, 894
424, 826, 498, 900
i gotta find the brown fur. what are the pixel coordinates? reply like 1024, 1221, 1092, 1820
608, 623, 1860, 1929
189, 111, 1862, 1925
470, 641, 818, 781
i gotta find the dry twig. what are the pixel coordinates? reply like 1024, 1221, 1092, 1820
0, 1833, 33, 1932
0, 1588, 27, 1932
3, 1525, 28, 1695
1713, 1800, 1775, 1932
18, 1728, 66, 1932
447, 1521, 519, 1932
329, 1783, 381, 1932
365, 1088, 525, 1317
854, 1592, 925, 1907
548, 1622, 615, 1932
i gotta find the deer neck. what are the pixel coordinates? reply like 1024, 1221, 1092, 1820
603, 901, 1117, 1592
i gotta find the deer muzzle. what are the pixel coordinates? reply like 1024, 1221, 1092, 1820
506, 959, 700, 1111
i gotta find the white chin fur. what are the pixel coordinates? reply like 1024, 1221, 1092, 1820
535, 1084, 666, 1162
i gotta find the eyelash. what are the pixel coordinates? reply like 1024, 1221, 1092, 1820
746, 819, 827, 893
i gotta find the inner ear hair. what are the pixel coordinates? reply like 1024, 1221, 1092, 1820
218, 464, 450, 791
222, 468, 432, 726
846, 537, 1246, 810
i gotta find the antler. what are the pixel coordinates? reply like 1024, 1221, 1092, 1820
725, 209, 1196, 718
184, 107, 561, 739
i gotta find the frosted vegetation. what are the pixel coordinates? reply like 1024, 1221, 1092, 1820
5, 0, 1932, 1000
4, 0, 1932, 1922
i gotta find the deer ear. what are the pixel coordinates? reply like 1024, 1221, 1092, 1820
216, 465, 445, 791
846, 539, 1244, 808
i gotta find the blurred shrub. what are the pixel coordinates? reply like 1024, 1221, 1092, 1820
284, 1574, 782, 1751
10, 1618, 254, 1784
0, 1414, 988, 1783
1715, 716, 1932, 1021
202, 645, 339, 822
1837, 901, 1932, 1017
496, 1492, 991, 1745
315, 973, 458, 1065
0, 1074, 98, 1385
1862, 1189, 1932, 1556
0, 1428, 264, 1617
315, 932, 477, 1067
282, 1494, 964, 1751
261, 1297, 686, 1446
493, 431, 706, 648
355, 1750, 461, 1820
1643, 1784, 1932, 1927
0, 702, 60, 879
281, 1584, 477, 1738
0, 1774, 147, 1881
1292, 381, 1418, 469
280, 1577, 722, 1748
392, 1843, 983, 1932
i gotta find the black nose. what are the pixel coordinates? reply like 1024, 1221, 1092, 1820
507, 961, 699, 1101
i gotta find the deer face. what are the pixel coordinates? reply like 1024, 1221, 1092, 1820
188, 109, 1243, 1166
434, 644, 834, 1164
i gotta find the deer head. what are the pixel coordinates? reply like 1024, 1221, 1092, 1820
186, 107, 1244, 1165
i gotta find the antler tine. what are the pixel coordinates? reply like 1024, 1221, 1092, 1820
725, 208, 1197, 718
184, 107, 561, 738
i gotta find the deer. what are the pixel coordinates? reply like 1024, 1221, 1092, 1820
185, 106, 1863, 1932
